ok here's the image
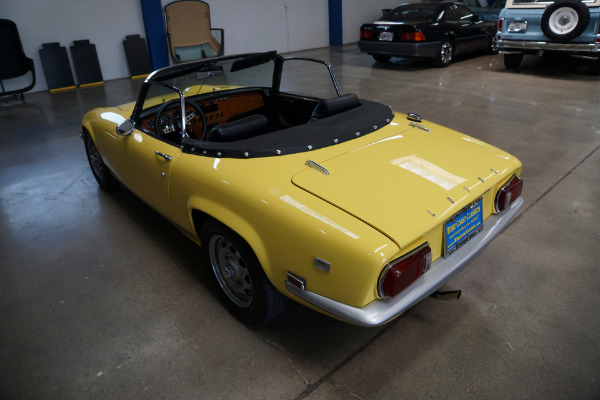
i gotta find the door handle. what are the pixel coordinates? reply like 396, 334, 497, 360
155, 151, 172, 161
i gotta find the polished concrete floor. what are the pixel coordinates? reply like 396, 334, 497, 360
1, 45, 599, 400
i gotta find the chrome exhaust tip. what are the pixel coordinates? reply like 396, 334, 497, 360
430, 290, 461, 300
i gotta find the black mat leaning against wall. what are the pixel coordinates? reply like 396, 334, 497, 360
39, 42, 75, 93
70, 39, 104, 88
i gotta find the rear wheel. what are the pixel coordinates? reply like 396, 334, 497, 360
201, 220, 287, 324
504, 53, 523, 69
372, 54, 391, 62
586, 58, 600, 75
432, 39, 453, 67
83, 130, 119, 190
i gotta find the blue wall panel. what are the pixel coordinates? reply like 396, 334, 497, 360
140, 0, 169, 69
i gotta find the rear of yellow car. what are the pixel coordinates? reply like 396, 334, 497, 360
279, 114, 523, 326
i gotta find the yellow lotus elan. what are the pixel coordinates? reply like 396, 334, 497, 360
80, 51, 524, 326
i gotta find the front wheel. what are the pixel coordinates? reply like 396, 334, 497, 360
83, 130, 119, 190
201, 220, 287, 324
432, 39, 453, 68
504, 53, 523, 69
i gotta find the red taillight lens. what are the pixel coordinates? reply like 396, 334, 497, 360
379, 245, 432, 298
495, 175, 523, 212
401, 32, 426, 41
498, 18, 504, 32
360, 30, 372, 39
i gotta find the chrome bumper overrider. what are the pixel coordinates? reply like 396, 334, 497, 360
498, 40, 600, 54
285, 196, 525, 327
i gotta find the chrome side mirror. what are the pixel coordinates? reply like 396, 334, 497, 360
116, 119, 134, 136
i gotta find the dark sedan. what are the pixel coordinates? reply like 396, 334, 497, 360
358, 2, 498, 67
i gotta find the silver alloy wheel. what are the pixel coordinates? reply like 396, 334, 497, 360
441, 41, 452, 64
491, 36, 499, 53
86, 139, 105, 179
548, 7, 578, 35
208, 234, 253, 308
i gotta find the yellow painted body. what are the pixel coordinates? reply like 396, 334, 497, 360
82, 102, 522, 313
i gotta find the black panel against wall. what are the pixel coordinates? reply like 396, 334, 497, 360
70, 39, 103, 88
123, 34, 152, 79
39, 42, 75, 93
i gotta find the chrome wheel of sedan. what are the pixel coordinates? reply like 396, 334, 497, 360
208, 234, 253, 308
433, 39, 453, 67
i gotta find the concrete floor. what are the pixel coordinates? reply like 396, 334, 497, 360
1, 45, 599, 400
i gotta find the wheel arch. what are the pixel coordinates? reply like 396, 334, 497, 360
189, 202, 274, 283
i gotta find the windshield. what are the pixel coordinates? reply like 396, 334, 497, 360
383, 4, 439, 21
513, 0, 595, 3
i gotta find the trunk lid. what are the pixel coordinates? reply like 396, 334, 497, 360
292, 122, 518, 248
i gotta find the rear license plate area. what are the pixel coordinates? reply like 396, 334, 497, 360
443, 197, 483, 258
379, 32, 393, 41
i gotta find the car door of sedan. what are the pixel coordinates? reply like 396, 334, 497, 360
444, 4, 489, 53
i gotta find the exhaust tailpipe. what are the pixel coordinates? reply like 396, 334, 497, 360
430, 290, 461, 300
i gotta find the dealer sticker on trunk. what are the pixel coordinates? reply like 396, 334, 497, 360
443, 197, 483, 258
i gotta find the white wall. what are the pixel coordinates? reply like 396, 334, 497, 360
2, 0, 395, 92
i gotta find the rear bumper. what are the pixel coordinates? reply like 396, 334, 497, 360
498, 39, 600, 56
286, 196, 525, 327
358, 39, 440, 58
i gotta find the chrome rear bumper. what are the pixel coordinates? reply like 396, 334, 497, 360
498, 39, 600, 54
286, 196, 525, 327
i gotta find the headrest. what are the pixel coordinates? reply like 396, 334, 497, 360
208, 114, 269, 142
311, 93, 360, 119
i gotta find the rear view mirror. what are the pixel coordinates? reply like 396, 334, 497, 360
116, 119, 134, 136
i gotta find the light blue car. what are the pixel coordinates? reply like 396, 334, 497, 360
497, 0, 600, 73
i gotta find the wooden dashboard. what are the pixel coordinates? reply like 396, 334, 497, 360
142, 91, 266, 140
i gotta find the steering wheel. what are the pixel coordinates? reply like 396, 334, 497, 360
154, 99, 207, 140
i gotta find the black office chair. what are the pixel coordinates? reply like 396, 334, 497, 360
0, 19, 36, 100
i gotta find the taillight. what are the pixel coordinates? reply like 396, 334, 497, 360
495, 175, 523, 212
498, 18, 504, 33
379, 244, 432, 298
401, 32, 426, 41
360, 30, 372, 39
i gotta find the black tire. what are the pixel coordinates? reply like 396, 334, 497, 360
541, 0, 590, 42
432, 39, 453, 68
372, 54, 391, 63
201, 219, 287, 324
504, 53, 523, 69
83, 130, 119, 190
587, 58, 600, 75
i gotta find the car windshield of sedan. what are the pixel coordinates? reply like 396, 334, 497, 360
383, 5, 438, 21
134, 52, 394, 159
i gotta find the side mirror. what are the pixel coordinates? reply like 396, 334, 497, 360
116, 119, 134, 136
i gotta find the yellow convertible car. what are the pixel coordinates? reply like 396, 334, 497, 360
80, 51, 524, 326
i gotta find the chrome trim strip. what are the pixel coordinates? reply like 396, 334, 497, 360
409, 122, 430, 133
498, 40, 600, 53
305, 160, 330, 175
285, 196, 525, 327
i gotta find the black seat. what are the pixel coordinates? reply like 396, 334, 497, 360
208, 114, 269, 142
310, 93, 360, 120
0, 19, 36, 99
